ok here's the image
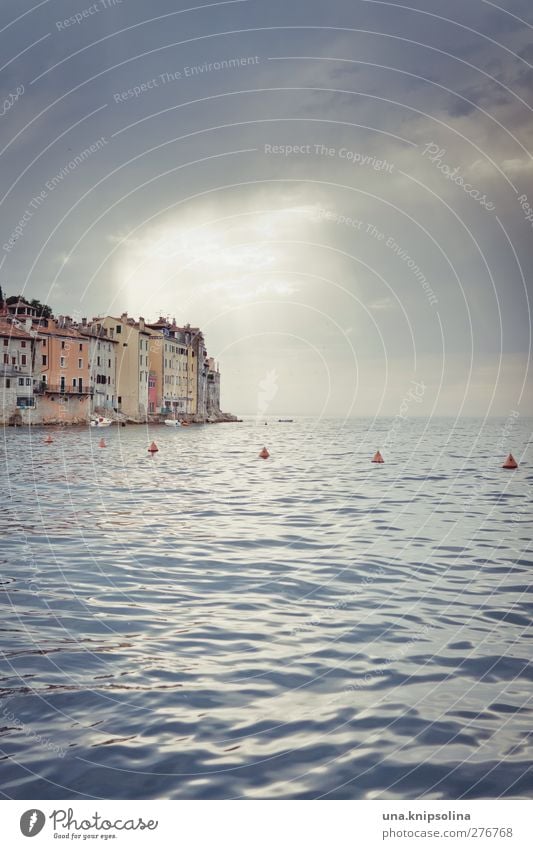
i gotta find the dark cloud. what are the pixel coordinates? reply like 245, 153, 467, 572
1, 0, 531, 414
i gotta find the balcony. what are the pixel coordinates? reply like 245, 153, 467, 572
33, 382, 94, 396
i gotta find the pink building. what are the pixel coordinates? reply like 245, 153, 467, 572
148, 371, 157, 415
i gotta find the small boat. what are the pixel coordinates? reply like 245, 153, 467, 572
164, 419, 190, 427
278, 418, 294, 422
90, 416, 112, 428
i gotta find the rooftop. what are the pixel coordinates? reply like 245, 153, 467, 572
0, 320, 34, 340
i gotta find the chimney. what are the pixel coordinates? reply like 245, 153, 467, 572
121, 312, 128, 321
138, 317, 145, 331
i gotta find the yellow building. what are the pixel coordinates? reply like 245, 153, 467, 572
147, 319, 191, 417
92, 314, 151, 421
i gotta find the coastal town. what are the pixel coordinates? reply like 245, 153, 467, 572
0, 293, 235, 426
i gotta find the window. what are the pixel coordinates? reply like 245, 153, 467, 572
79, 343, 83, 351
97, 356, 101, 366
21, 340, 26, 348
116, 325, 121, 334
6, 378, 10, 388
107, 376, 110, 384
3, 353, 7, 364
18, 377, 24, 386
73, 378, 77, 387
26, 378, 31, 385
21, 355, 27, 365
42, 355, 47, 366
108, 359, 111, 368
78, 358, 83, 368
61, 340, 65, 349
17, 397, 35, 407
2, 339, 7, 346
60, 356, 65, 367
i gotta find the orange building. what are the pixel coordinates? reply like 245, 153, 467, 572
34, 318, 92, 424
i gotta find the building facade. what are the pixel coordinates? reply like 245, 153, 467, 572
0, 296, 228, 425
147, 319, 191, 418
33, 318, 92, 424
93, 314, 150, 421
0, 319, 36, 425
146, 325, 164, 415
82, 321, 118, 413
206, 357, 221, 420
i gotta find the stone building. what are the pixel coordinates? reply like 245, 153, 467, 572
33, 317, 92, 425
206, 357, 221, 420
81, 320, 119, 413
0, 319, 36, 425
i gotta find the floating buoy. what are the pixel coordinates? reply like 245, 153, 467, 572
148, 441, 159, 454
99, 438, 106, 448
44, 434, 53, 444
372, 450, 384, 463
502, 453, 518, 469
259, 446, 270, 459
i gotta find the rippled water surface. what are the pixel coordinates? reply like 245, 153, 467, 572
1, 418, 532, 799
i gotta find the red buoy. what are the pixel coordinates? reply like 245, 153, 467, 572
44, 434, 53, 444
99, 438, 106, 448
148, 441, 159, 453
502, 453, 518, 469
372, 450, 384, 463
259, 446, 270, 459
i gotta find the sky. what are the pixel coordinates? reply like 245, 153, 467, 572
1, 0, 532, 417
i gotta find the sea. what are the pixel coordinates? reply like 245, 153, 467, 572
1, 417, 532, 800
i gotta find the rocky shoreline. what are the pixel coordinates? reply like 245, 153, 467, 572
6, 411, 241, 427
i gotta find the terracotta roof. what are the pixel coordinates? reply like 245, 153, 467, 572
80, 327, 119, 343
5, 299, 34, 310
0, 320, 34, 339
33, 323, 85, 339
99, 316, 151, 335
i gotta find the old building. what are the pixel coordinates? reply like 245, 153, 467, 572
33, 317, 92, 424
147, 318, 191, 418
81, 320, 119, 413
206, 357, 222, 420
146, 323, 165, 416
0, 295, 231, 425
0, 319, 36, 425
92, 314, 151, 421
